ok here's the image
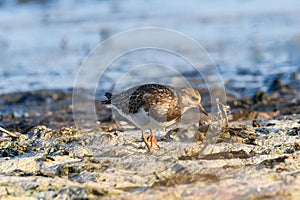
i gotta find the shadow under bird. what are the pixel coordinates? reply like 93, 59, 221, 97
102, 83, 208, 151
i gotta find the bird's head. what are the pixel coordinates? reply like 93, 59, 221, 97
179, 87, 208, 116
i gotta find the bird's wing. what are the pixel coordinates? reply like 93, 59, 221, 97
142, 88, 181, 122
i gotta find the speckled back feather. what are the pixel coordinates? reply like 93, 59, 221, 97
110, 84, 182, 122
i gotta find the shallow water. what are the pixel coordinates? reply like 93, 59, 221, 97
0, 0, 299, 97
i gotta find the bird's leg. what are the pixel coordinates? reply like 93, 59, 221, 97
148, 129, 160, 151
142, 131, 151, 151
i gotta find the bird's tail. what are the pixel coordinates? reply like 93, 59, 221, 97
101, 92, 112, 104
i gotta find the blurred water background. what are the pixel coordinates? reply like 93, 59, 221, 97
0, 0, 299, 97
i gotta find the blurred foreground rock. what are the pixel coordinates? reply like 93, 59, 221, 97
0, 88, 299, 199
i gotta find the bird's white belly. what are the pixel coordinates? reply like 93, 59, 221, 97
112, 105, 176, 130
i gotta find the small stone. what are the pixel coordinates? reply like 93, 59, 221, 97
294, 141, 300, 151
252, 120, 260, 127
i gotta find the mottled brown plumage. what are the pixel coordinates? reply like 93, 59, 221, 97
103, 83, 207, 151
129, 84, 181, 122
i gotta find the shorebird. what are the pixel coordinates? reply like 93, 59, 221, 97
102, 84, 208, 151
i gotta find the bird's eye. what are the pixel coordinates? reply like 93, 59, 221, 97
191, 96, 198, 101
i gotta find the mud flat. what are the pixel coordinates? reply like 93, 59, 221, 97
0, 83, 299, 199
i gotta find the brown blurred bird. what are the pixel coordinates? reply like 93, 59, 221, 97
102, 84, 208, 151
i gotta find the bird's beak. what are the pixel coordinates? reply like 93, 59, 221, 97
198, 104, 208, 116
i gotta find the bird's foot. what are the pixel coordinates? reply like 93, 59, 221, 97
141, 131, 160, 152
147, 131, 160, 151
142, 134, 151, 151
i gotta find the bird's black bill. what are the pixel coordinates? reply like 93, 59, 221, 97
198, 104, 208, 116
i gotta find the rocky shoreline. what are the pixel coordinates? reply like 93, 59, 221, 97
1, 0, 300, 198
0, 85, 299, 199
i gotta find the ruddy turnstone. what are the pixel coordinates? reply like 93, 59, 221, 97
102, 83, 208, 151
